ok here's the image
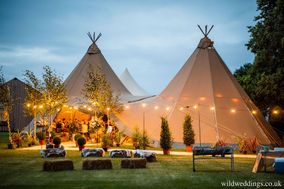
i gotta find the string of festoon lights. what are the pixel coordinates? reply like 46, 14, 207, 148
121, 102, 259, 115
26, 99, 280, 120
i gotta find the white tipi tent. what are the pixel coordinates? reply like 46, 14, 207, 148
54, 32, 154, 121
25, 32, 146, 130
64, 32, 133, 104
117, 26, 281, 146
120, 68, 149, 96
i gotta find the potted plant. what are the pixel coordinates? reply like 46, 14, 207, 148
53, 136, 61, 148
12, 130, 23, 148
74, 134, 82, 147
141, 130, 150, 150
248, 137, 259, 154
36, 131, 46, 145
77, 136, 86, 151
183, 114, 195, 152
27, 131, 36, 147
238, 137, 249, 154
160, 117, 172, 155
7, 142, 15, 149
49, 131, 56, 143
101, 133, 111, 151
114, 131, 123, 147
132, 127, 142, 149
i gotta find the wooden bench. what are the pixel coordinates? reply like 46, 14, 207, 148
193, 146, 234, 172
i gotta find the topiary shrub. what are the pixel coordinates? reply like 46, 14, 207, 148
53, 137, 61, 146
160, 117, 172, 151
114, 131, 123, 147
77, 137, 86, 146
132, 127, 142, 149
183, 114, 195, 146
36, 131, 46, 141
74, 134, 82, 142
101, 133, 111, 151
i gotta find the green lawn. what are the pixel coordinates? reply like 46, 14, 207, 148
0, 133, 283, 189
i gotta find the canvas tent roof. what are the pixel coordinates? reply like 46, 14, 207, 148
64, 32, 136, 104
120, 68, 149, 96
25, 32, 149, 131
116, 27, 281, 146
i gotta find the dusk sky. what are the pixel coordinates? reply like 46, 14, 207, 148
0, 0, 257, 94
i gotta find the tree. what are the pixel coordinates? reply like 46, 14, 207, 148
234, 0, 284, 115
131, 127, 149, 149
83, 66, 123, 117
24, 70, 43, 138
160, 117, 172, 151
183, 114, 195, 146
0, 66, 13, 145
41, 66, 67, 131
24, 66, 67, 139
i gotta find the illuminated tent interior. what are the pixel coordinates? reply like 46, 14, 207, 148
116, 26, 282, 147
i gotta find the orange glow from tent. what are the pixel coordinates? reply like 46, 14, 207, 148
200, 97, 206, 101
216, 93, 223, 98
273, 110, 279, 115
232, 98, 239, 103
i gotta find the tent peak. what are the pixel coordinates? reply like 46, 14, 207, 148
87, 32, 102, 43
197, 25, 214, 37
124, 68, 130, 73
197, 25, 214, 49
87, 32, 102, 54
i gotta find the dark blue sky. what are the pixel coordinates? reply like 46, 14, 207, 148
0, 0, 257, 94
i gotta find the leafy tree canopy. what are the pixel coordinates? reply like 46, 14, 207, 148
83, 67, 123, 114
234, 0, 284, 113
